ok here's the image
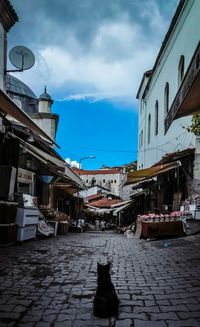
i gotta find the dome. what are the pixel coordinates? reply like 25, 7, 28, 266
6, 74, 37, 99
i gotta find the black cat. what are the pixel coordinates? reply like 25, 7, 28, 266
93, 261, 119, 318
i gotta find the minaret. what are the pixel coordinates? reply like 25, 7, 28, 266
38, 86, 53, 113
31, 86, 59, 144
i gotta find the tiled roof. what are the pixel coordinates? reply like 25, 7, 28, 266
89, 198, 122, 208
87, 193, 104, 201
74, 168, 123, 175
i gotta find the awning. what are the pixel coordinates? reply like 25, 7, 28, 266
126, 161, 181, 185
26, 143, 85, 189
0, 89, 55, 144
165, 41, 200, 133
7, 130, 86, 189
110, 200, 132, 208
113, 201, 133, 216
26, 143, 65, 170
64, 166, 86, 190
26, 144, 86, 189
130, 190, 146, 198
52, 183, 77, 195
84, 205, 113, 215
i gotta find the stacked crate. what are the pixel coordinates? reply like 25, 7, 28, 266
16, 207, 39, 241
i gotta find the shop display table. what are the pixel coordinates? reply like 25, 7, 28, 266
140, 220, 184, 238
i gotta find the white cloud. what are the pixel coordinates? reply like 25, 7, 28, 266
65, 157, 80, 168
10, 0, 178, 106
57, 91, 131, 103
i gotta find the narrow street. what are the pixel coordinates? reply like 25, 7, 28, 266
0, 232, 200, 327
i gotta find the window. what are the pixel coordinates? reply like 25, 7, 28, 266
141, 130, 143, 147
178, 55, 185, 86
114, 180, 116, 183
103, 179, 105, 183
111, 180, 113, 183
155, 100, 159, 135
86, 179, 88, 183
147, 113, 151, 145
139, 130, 144, 148
164, 82, 169, 115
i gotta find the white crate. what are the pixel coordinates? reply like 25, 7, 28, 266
16, 207, 39, 226
48, 221, 58, 236
17, 225, 36, 241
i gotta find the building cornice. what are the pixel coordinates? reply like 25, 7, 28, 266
139, 0, 186, 100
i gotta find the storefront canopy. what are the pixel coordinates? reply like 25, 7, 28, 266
0, 89, 56, 144
112, 200, 133, 216
26, 143, 86, 189
8, 131, 86, 189
126, 161, 181, 185
27, 143, 65, 171
165, 41, 200, 133
84, 205, 113, 215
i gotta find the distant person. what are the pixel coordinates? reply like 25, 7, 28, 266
95, 218, 100, 230
78, 216, 85, 232
100, 220, 106, 231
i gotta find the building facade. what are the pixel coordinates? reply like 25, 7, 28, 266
75, 167, 126, 197
137, 0, 200, 169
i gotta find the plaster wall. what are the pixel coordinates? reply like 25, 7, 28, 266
138, 0, 200, 168
39, 101, 51, 113
80, 172, 126, 196
32, 117, 56, 141
0, 24, 6, 91
79, 185, 110, 198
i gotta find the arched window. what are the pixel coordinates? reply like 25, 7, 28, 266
155, 100, 159, 135
178, 55, 185, 86
147, 114, 151, 145
141, 130, 143, 147
164, 82, 169, 115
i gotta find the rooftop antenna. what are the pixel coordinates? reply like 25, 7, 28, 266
7, 45, 35, 73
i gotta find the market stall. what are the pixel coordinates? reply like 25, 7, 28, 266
135, 212, 189, 239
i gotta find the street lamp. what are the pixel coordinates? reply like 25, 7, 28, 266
76, 156, 96, 228
79, 156, 96, 169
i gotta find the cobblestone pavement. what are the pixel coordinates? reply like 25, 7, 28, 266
0, 231, 200, 327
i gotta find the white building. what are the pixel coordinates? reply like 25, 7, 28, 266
75, 167, 126, 197
137, 0, 200, 170
79, 185, 112, 199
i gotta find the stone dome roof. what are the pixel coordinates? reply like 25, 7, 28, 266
6, 74, 37, 99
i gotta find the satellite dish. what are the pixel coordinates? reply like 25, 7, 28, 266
9, 45, 35, 71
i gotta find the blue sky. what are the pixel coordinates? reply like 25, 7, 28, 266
54, 99, 138, 169
9, 0, 179, 169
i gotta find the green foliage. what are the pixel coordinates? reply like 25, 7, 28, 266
184, 114, 200, 136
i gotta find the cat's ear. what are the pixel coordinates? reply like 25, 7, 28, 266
107, 256, 113, 265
